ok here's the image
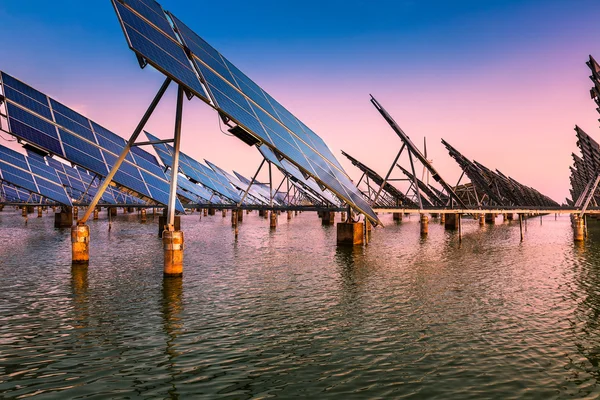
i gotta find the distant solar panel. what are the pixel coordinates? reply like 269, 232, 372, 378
0, 144, 71, 205
111, 0, 379, 223
204, 160, 272, 205
1, 183, 42, 203
0, 71, 184, 212
145, 131, 241, 203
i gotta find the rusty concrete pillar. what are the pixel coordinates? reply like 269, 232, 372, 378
73, 206, 79, 220
287, 210, 292, 220
141, 208, 147, 223
263, 210, 268, 219
203, 209, 208, 217
54, 207, 72, 228
93, 207, 99, 220
71, 224, 90, 264
479, 214, 485, 226
222, 209, 227, 218
322, 211, 335, 225
231, 209, 237, 227
573, 216, 585, 242
270, 210, 277, 229
294, 210, 298, 216
37, 206, 42, 218
21, 206, 27, 217
393, 212, 403, 221
259, 209, 265, 217
420, 214, 429, 236
485, 213, 495, 224
158, 215, 180, 237
238, 210, 244, 222
337, 222, 364, 246
440, 213, 446, 224
341, 212, 346, 221
208, 208, 215, 216
163, 230, 184, 277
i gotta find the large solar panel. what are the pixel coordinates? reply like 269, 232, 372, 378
0, 144, 71, 205
0, 71, 185, 212
145, 131, 242, 203
111, 0, 379, 223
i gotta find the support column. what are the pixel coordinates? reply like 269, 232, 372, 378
73, 206, 79, 220
203, 209, 208, 217
485, 213, 495, 224
71, 224, 90, 264
445, 213, 459, 230
270, 210, 277, 229
574, 216, 585, 242
222, 209, 227, 218
208, 208, 215, 216
37, 206, 42, 218
109, 207, 117, 217
93, 207, 99, 220
420, 214, 429, 236
238, 210, 243, 222
322, 211, 335, 225
393, 212, 403, 222
440, 213, 446, 224
54, 207, 72, 228
21, 206, 27, 217
259, 209, 265, 217
337, 222, 364, 246
479, 214, 485, 226
287, 210, 292, 220
163, 230, 184, 277
231, 209, 237, 227
141, 208, 147, 223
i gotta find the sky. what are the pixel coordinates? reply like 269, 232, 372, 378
1, 0, 600, 203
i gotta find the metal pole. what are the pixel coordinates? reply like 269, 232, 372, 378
166, 85, 184, 230
519, 214, 523, 241
78, 77, 171, 224
269, 162, 273, 207
238, 158, 266, 207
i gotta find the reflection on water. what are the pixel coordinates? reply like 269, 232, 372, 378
1, 210, 600, 398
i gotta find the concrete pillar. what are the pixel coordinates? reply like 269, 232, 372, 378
238, 210, 244, 222
420, 214, 429, 236
322, 211, 335, 225
231, 210, 237, 227
21, 206, 27, 217
259, 209, 265, 217
128, 207, 134, 213
341, 212, 346, 222
294, 210, 298, 216
479, 214, 485, 226
203, 209, 208, 217
54, 207, 72, 228
337, 222, 364, 246
109, 207, 117, 217
37, 206, 42, 218
574, 216, 585, 242
440, 213, 446, 224
506, 213, 514, 221
208, 208, 215, 216
27, 205, 34, 214
270, 210, 277, 229
445, 213, 459, 230
141, 208, 147, 223
485, 213, 495, 224
287, 210, 292, 220
263, 210, 268, 219
163, 230, 184, 277
93, 208, 99, 220
73, 206, 79, 220
393, 212, 403, 221
71, 224, 90, 264
222, 209, 227, 218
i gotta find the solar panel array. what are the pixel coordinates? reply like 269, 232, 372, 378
145, 132, 242, 204
0, 144, 71, 205
0, 183, 42, 204
205, 160, 271, 205
259, 146, 340, 206
111, 0, 379, 224
570, 126, 600, 205
0, 71, 185, 212
442, 140, 558, 208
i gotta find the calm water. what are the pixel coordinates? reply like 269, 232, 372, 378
1, 209, 600, 399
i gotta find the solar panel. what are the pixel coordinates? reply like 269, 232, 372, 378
110, 0, 379, 223
145, 131, 241, 203
205, 160, 274, 205
111, 0, 208, 102
1, 183, 42, 203
0, 71, 185, 212
0, 144, 71, 205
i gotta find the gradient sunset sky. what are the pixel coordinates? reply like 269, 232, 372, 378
1, 0, 600, 202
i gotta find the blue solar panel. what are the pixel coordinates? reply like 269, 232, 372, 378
112, 1, 208, 102
1, 71, 185, 212
0, 145, 71, 205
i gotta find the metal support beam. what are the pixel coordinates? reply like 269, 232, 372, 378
166, 85, 184, 230
78, 77, 172, 224
237, 158, 266, 207
372, 144, 405, 205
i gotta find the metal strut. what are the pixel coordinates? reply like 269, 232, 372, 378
166, 85, 185, 231
78, 77, 172, 224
